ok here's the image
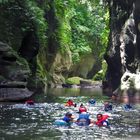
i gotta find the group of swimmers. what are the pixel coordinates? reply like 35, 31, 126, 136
24, 96, 132, 128
65, 99, 113, 112
60, 96, 133, 127
59, 99, 110, 127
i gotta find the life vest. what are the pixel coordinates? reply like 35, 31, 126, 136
88, 99, 96, 105
96, 115, 109, 126
79, 107, 87, 113
77, 113, 90, 126
65, 100, 74, 106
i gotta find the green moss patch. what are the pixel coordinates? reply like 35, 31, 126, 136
66, 77, 83, 85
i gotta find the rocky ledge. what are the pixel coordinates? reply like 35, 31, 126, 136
0, 88, 33, 101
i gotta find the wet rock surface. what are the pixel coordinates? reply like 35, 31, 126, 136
0, 42, 33, 101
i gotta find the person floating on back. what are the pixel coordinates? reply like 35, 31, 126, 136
65, 99, 77, 107
104, 101, 112, 111
79, 103, 87, 113
95, 114, 110, 127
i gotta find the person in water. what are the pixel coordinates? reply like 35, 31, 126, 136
88, 98, 96, 105
79, 103, 87, 113
54, 112, 75, 126
124, 104, 132, 110
25, 99, 34, 105
95, 114, 109, 127
77, 104, 94, 126
104, 101, 112, 111
76, 111, 91, 126
76, 112, 94, 126
65, 99, 77, 107
63, 112, 75, 125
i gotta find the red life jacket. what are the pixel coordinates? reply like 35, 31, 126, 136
25, 100, 34, 105
65, 100, 74, 106
79, 107, 87, 113
96, 115, 109, 126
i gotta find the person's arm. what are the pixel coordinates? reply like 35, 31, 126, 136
89, 119, 95, 126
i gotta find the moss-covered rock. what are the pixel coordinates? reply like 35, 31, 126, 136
66, 77, 83, 85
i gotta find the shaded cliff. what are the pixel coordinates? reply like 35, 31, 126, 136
103, 0, 140, 94
0, 1, 42, 100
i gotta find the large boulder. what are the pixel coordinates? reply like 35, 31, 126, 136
0, 42, 33, 101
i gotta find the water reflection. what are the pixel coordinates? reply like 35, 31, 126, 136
116, 90, 140, 104
48, 88, 102, 97
45, 88, 103, 103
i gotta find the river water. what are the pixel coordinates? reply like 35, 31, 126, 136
0, 88, 140, 140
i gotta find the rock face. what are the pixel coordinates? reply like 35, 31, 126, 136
69, 54, 101, 79
48, 52, 72, 87
0, 42, 33, 101
103, 0, 140, 94
0, 1, 39, 101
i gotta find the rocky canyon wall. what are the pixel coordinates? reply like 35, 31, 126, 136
104, 0, 140, 100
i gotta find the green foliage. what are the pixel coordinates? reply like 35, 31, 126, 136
66, 77, 83, 84
70, 0, 109, 63
0, 0, 110, 85
23, 0, 47, 46
0, 0, 47, 48
54, 0, 76, 54
0, 0, 9, 3
93, 70, 103, 81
